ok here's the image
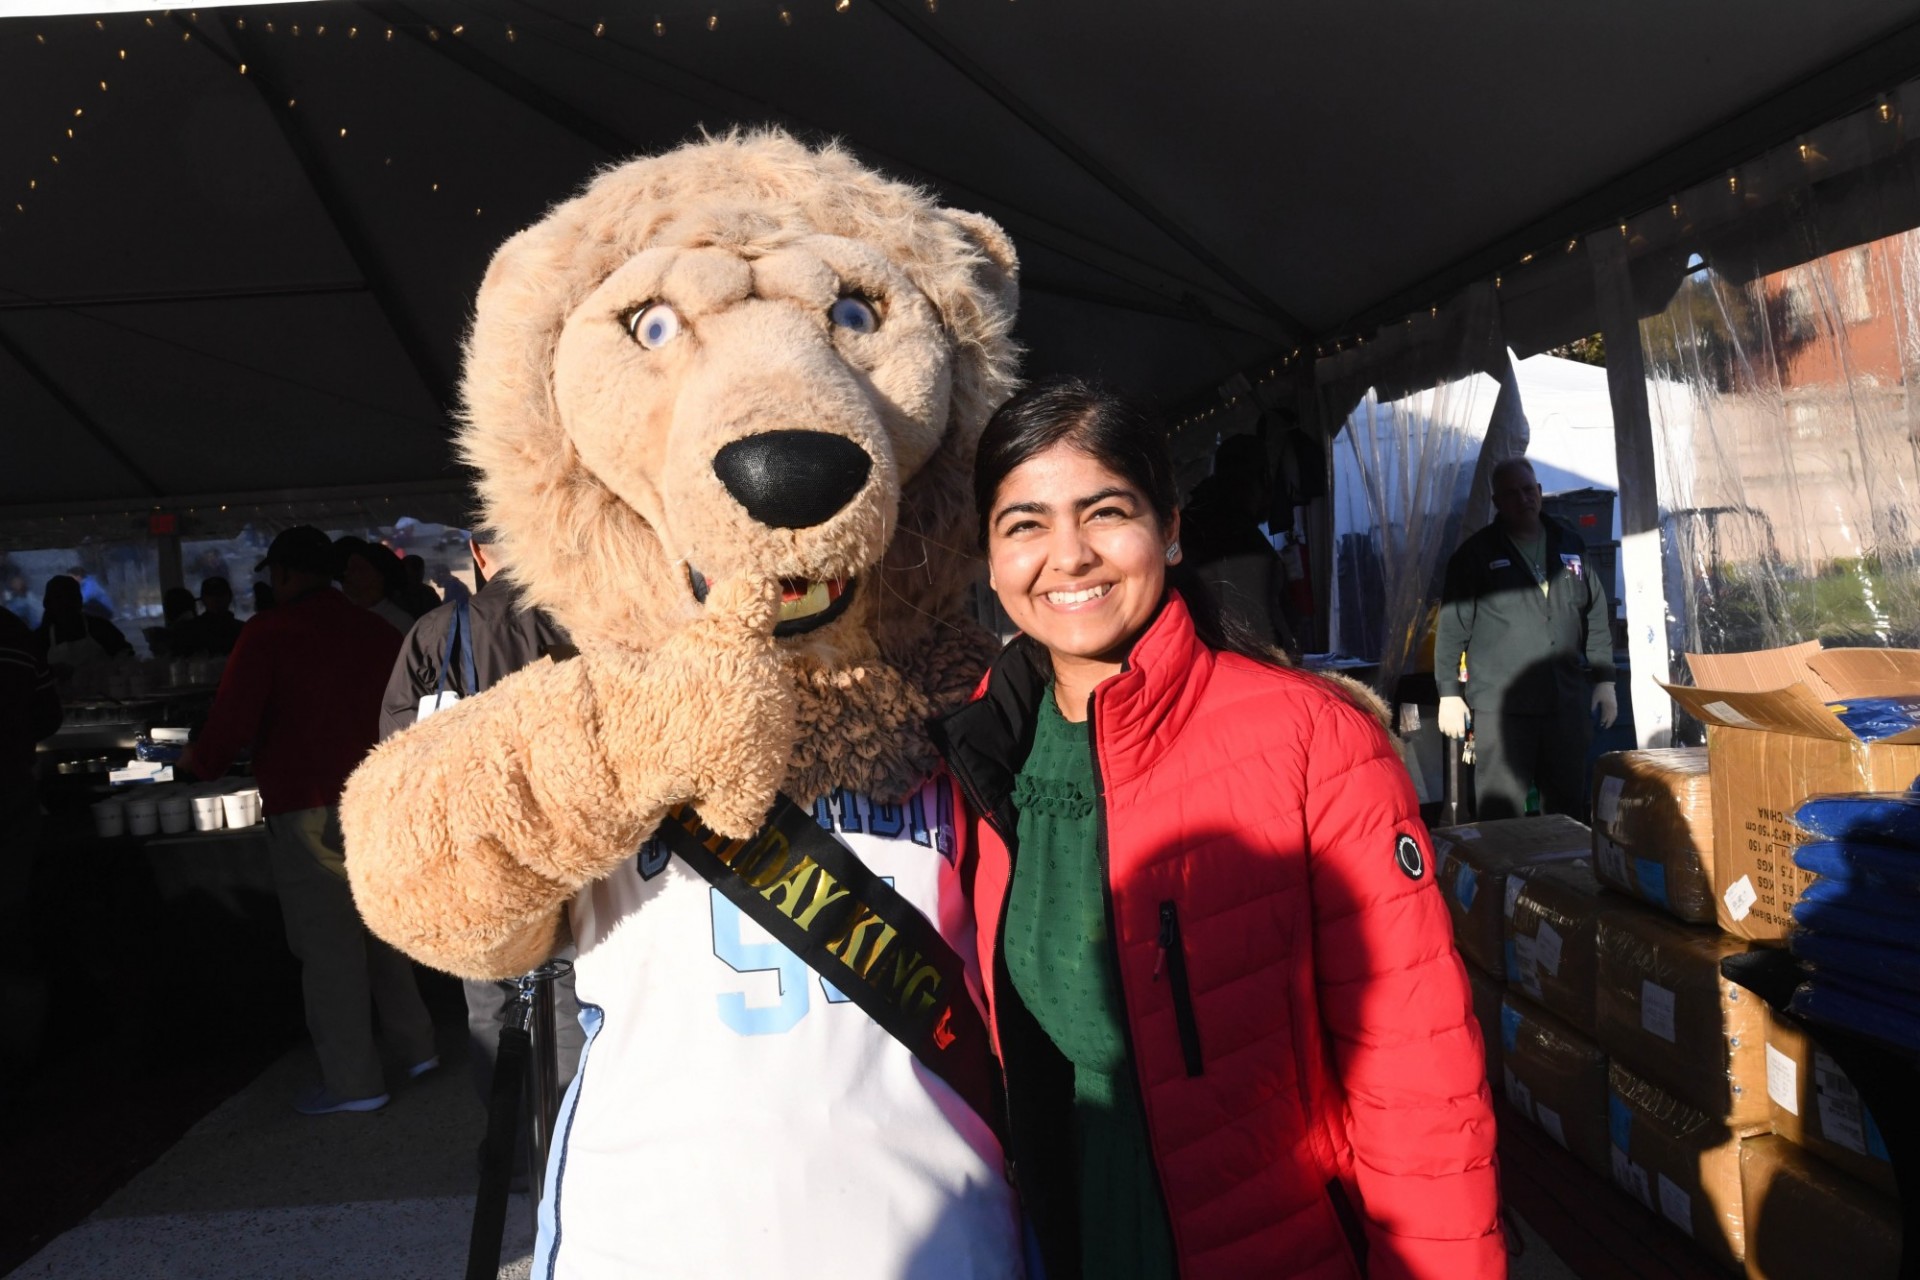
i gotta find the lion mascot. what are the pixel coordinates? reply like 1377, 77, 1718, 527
340, 131, 1024, 1278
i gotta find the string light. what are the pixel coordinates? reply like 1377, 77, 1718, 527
779, 8, 792, 22
451, 23, 465, 35
707, 13, 718, 29
1878, 95, 1892, 122
1727, 172, 1738, 194
594, 21, 606, 36
506, 24, 518, 41
836, 0, 851, 11
655, 19, 666, 35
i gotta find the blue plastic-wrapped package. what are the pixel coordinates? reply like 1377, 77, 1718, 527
1789, 930, 1920, 987
1792, 789, 1920, 846
1792, 840, 1920, 893
1788, 979, 1920, 1052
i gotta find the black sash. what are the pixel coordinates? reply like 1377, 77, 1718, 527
657, 795, 1006, 1142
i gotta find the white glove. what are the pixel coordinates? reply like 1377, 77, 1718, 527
1438, 695, 1471, 739
1592, 683, 1619, 730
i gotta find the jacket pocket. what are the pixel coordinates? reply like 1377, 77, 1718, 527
1155, 900, 1204, 1077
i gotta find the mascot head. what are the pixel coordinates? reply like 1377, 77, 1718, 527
459, 130, 1019, 799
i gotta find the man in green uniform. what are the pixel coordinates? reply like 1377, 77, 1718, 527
1434, 457, 1617, 819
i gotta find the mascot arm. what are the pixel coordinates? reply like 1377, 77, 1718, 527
342, 579, 797, 979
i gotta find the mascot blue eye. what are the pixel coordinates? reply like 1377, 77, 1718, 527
628, 302, 683, 350
829, 296, 879, 334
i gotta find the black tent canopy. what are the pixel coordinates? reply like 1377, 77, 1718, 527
5, 0, 1920, 514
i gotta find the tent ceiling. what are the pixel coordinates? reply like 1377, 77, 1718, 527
4, 0, 1920, 510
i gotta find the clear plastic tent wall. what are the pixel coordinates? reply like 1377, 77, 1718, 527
1322, 288, 1507, 695
1633, 80, 1920, 661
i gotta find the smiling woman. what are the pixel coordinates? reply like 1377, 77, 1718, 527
931, 376, 1507, 1279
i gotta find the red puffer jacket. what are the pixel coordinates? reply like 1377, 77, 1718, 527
932, 593, 1503, 1279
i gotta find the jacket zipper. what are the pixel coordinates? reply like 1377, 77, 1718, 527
1086, 694, 1183, 1269
1154, 901, 1204, 1077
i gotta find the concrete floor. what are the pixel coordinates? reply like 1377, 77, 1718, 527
6, 1044, 534, 1280
6, 1038, 1582, 1280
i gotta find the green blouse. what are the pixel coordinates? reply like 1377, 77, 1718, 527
1004, 689, 1176, 1279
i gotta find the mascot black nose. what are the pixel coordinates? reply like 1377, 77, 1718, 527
713, 430, 873, 529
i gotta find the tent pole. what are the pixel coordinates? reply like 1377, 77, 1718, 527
1588, 230, 1675, 750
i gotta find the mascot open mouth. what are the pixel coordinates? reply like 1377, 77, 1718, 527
687, 566, 857, 636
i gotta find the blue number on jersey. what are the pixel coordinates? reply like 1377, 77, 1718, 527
710, 875, 895, 1024
709, 892, 809, 1035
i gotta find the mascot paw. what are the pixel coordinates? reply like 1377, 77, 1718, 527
592, 577, 798, 841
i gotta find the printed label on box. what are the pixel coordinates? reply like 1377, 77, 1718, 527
1536, 1104, 1566, 1149
1766, 1043, 1799, 1115
1610, 1147, 1653, 1209
1657, 1173, 1693, 1236
1597, 836, 1628, 885
1454, 826, 1482, 840
1503, 1066, 1533, 1120
1514, 934, 1541, 998
1641, 981, 1677, 1043
1501, 1003, 1523, 1054
1597, 775, 1625, 829
1815, 1050, 1871, 1155
1505, 874, 1525, 920
1535, 922, 1564, 977
1723, 875, 1758, 923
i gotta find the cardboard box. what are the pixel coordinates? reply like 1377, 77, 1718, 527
1662, 643, 1920, 940
1595, 903, 1768, 1125
1739, 1135, 1902, 1280
1763, 1009, 1897, 1196
1506, 860, 1606, 1034
1467, 961, 1504, 1088
1429, 815, 1592, 975
1499, 993, 1611, 1178
1591, 748, 1717, 923
1608, 1062, 1747, 1270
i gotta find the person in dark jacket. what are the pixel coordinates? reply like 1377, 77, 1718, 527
932, 378, 1503, 1279
179, 525, 437, 1116
1433, 457, 1616, 820
376, 530, 583, 1132
33, 575, 130, 674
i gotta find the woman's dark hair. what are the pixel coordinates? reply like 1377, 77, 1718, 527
973, 375, 1283, 667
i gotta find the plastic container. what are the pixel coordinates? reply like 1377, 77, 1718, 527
124, 796, 159, 836
90, 799, 125, 838
191, 794, 225, 832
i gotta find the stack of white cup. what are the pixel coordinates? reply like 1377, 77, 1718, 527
123, 795, 159, 836
220, 787, 263, 829
158, 794, 193, 834
191, 791, 226, 832
90, 797, 125, 838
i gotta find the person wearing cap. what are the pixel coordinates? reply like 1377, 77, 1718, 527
179, 525, 438, 1115
336, 537, 416, 634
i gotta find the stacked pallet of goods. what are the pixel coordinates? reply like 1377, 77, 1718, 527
1430, 642, 1908, 1277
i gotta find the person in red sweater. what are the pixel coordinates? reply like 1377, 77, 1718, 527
182, 526, 437, 1115
931, 379, 1504, 1279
